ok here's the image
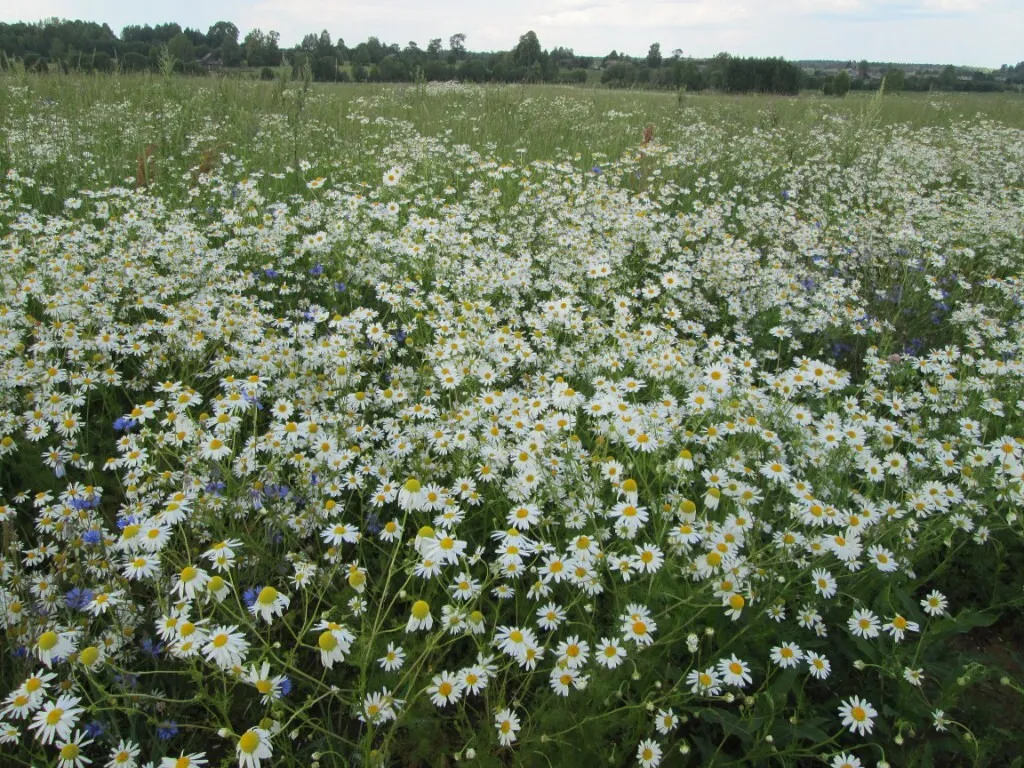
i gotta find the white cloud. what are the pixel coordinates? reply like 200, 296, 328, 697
532, 1, 750, 28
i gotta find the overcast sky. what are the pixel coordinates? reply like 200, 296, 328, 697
1, 0, 1020, 67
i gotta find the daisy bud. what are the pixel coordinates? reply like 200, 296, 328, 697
218, 728, 229, 738
704, 627, 715, 637
854, 659, 866, 670
465, 749, 476, 759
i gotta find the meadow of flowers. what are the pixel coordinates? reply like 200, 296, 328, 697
1, 74, 1023, 768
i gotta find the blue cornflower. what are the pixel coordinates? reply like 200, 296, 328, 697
65, 587, 94, 611
309, 263, 324, 276
141, 638, 163, 658
113, 673, 139, 689
116, 515, 138, 530
279, 677, 293, 696
592, 166, 602, 174
156, 721, 179, 740
243, 587, 260, 608
112, 416, 139, 432
84, 720, 105, 738
263, 268, 279, 279
335, 282, 347, 292
82, 529, 102, 545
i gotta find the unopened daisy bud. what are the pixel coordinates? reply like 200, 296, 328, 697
218, 728, 229, 738
311, 753, 321, 761
724, 693, 735, 703
654, 681, 662, 689
631, 671, 641, 681
1001, 676, 1011, 686
854, 659, 866, 670
765, 735, 773, 744
679, 742, 690, 754
894, 734, 904, 745
464, 748, 476, 759
645, 702, 655, 711
704, 627, 715, 637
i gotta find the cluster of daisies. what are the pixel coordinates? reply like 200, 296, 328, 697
0, 82, 1023, 768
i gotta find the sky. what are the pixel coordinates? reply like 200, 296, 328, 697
1, 0, 1020, 67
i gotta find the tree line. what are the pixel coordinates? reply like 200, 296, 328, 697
0, 19, 1019, 95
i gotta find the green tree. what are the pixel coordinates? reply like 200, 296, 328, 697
448, 33, 466, 58
938, 64, 956, 90
646, 42, 662, 68
513, 30, 541, 67
857, 59, 870, 79
166, 32, 194, 63
883, 67, 905, 92
206, 21, 238, 50
833, 69, 851, 97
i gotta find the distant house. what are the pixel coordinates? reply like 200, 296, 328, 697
199, 53, 221, 70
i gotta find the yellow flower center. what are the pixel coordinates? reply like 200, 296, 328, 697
38, 631, 58, 651
318, 631, 338, 651
238, 730, 260, 754
60, 744, 80, 760
411, 600, 430, 620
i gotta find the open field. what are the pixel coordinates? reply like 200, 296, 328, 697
1, 75, 1024, 767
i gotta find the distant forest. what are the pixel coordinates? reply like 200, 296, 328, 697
1, 19, 1021, 94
